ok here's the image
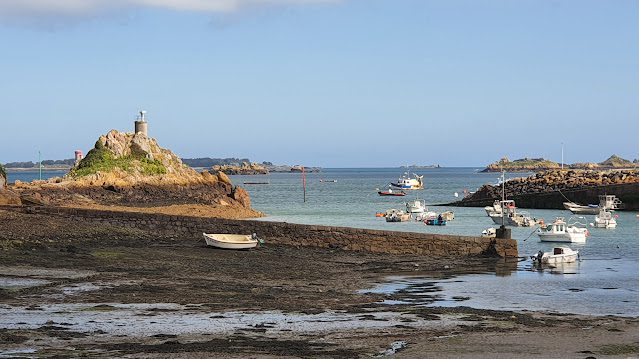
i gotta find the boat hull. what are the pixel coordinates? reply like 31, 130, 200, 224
538, 233, 587, 243
563, 202, 599, 215
378, 191, 406, 197
203, 233, 258, 250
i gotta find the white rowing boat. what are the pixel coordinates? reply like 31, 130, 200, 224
203, 233, 259, 250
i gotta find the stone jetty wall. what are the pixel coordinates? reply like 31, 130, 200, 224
9, 206, 518, 257
451, 170, 639, 210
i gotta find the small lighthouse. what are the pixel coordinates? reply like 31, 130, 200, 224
134, 110, 148, 136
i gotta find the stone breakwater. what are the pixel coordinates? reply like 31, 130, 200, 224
7, 206, 518, 258
449, 169, 639, 210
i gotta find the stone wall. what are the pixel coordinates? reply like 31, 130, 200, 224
12, 206, 518, 258
450, 182, 639, 210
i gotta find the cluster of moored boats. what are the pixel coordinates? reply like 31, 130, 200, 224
483, 194, 623, 266
377, 172, 454, 226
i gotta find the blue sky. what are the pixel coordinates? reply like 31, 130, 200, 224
0, 0, 637, 167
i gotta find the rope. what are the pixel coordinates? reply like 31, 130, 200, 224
522, 226, 540, 242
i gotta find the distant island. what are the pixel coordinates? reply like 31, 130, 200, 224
481, 155, 639, 172
400, 164, 441, 169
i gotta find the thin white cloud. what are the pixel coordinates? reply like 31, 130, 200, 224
0, 0, 340, 18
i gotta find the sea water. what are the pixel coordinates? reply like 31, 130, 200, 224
232, 168, 639, 316
9, 168, 639, 316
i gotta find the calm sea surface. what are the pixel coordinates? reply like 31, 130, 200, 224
10, 168, 639, 316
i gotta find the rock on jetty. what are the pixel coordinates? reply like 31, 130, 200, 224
450, 169, 639, 210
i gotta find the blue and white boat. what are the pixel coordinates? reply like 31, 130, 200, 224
390, 172, 424, 190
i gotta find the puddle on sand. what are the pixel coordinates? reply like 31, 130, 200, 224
0, 277, 51, 290
364, 259, 639, 317
0, 303, 470, 337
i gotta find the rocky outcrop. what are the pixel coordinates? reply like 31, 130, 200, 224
0, 189, 21, 205
482, 155, 639, 172
212, 162, 268, 175
0, 164, 5, 188
8, 129, 260, 217
481, 157, 559, 172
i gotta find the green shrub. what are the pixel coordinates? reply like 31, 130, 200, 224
69, 141, 167, 177
0, 164, 6, 179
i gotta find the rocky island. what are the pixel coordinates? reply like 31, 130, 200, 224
2, 127, 261, 219
482, 155, 639, 172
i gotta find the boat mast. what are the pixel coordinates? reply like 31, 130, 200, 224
501, 170, 505, 227
302, 166, 307, 203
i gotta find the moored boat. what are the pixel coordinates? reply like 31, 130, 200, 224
563, 202, 599, 215
537, 217, 589, 243
531, 247, 579, 265
593, 208, 617, 229
390, 172, 424, 190
385, 209, 411, 222
405, 199, 426, 213
203, 233, 259, 250
378, 189, 406, 196
487, 200, 536, 227
425, 218, 446, 226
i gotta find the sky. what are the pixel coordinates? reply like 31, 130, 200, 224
0, 0, 637, 167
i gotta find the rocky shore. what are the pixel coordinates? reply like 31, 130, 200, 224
1, 208, 637, 358
450, 169, 639, 210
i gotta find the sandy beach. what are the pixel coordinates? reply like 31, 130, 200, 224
1, 208, 638, 358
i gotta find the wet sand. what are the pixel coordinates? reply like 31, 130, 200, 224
1, 208, 638, 358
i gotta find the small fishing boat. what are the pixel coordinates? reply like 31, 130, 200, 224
414, 211, 438, 221
405, 199, 426, 213
390, 172, 424, 190
319, 179, 337, 183
531, 247, 579, 266
563, 202, 599, 215
203, 233, 259, 250
385, 209, 411, 222
440, 211, 455, 221
593, 208, 617, 229
425, 218, 446, 226
564, 195, 623, 214
378, 189, 406, 196
537, 217, 589, 243
487, 200, 536, 227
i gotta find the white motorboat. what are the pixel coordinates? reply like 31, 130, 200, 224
481, 228, 496, 238
487, 200, 536, 227
390, 172, 424, 190
203, 233, 259, 250
405, 199, 426, 213
593, 208, 617, 229
484, 200, 502, 217
531, 247, 579, 266
537, 217, 589, 243
414, 211, 438, 221
563, 202, 599, 215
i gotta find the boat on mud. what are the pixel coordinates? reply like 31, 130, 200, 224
203, 233, 259, 250
531, 247, 579, 266
537, 217, 589, 243
390, 172, 424, 190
